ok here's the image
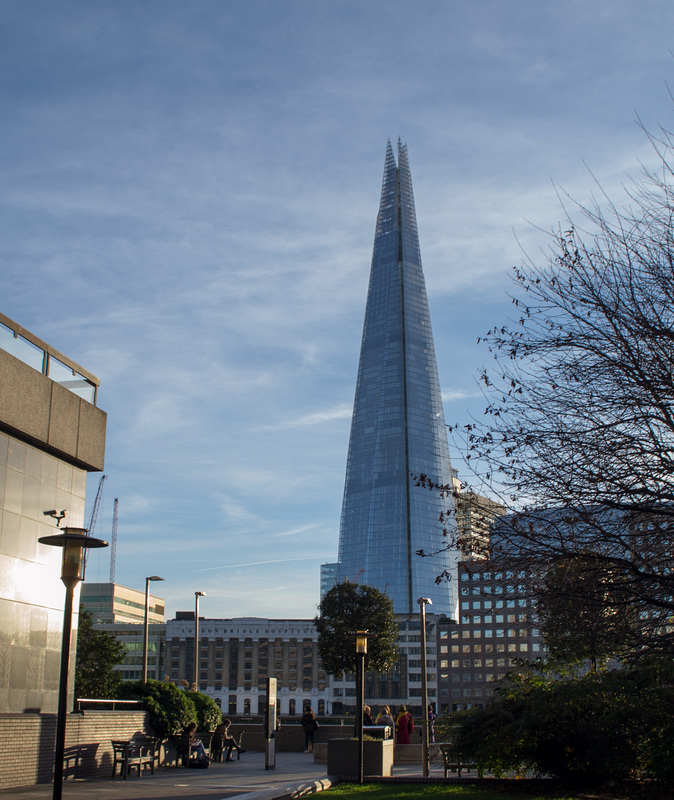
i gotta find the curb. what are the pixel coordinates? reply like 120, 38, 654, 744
226, 775, 335, 800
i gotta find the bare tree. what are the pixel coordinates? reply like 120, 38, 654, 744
453, 123, 674, 657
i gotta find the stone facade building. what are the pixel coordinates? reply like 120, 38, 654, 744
165, 616, 329, 716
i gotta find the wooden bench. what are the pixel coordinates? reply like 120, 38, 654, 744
211, 730, 244, 762
111, 740, 155, 778
175, 730, 214, 767
438, 743, 477, 777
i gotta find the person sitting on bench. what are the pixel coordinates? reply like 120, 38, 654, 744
184, 722, 207, 760
214, 718, 246, 761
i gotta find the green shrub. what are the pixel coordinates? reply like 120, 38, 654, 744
185, 690, 222, 731
448, 663, 674, 788
118, 679, 196, 738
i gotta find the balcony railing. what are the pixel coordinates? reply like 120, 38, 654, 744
0, 311, 99, 405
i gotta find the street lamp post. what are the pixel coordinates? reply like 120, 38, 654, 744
193, 591, 206, 690
418, 597, 433, 777
38, 527, 108, 800
142, 576, 164, 683
355, 630, 368, 785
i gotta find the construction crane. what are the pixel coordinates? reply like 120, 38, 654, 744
87, 474, 107, 534
82, 474, 106, 579
109, 498, 119, 584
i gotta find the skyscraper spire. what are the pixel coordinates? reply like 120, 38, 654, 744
336, 141, 458, 615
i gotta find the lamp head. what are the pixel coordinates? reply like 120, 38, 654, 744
147, 575, 164, 582
417, 597, 433, 607
355, 630, 369, 654
195, 590, 206, 597
38, 527, 108, 586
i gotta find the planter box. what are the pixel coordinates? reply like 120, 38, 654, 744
313, 742, 328, 763
394, 743, 422, 763
327, 738, 394, 778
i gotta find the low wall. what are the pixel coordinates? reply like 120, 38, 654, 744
312, 742, 425, 764
228, 722, 355, 753
0, 710, 150, 791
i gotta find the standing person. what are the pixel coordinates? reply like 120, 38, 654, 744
363, 705, 374, 726
301, 706, 319, 753
427, 704, 437, 744
375, 705, 395, 736
395, 705, 414, 745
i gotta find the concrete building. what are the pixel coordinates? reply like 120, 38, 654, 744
0, 311, 106, 713
80, 581, 167, 683
165, 616, 329, 716
94, 622, 166, 682
453, 480, 506, 560
80, 581, 165, 624
437, 560, 545, 712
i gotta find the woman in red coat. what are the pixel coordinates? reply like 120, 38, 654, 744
395, 705, 414, 744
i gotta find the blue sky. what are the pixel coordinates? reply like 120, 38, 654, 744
3, 1, 673, 619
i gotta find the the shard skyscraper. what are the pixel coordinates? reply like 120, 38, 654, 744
336, 141, 458, 616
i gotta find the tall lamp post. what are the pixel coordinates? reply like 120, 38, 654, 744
355, 630, 368, 785
418, 597, 432, 777
193, 591, 206, 690
38, 527, 108, 800
142, 576, 164, 683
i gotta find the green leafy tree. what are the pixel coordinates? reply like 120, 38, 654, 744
314, 580, 397, 675
74, 608, 126, 699
185, 690, 222, 731
118, 679, 196, 738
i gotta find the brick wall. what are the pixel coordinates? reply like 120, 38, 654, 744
0, 710, 150, 790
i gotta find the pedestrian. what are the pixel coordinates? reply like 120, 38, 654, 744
301, 706, 319, 753
363, 705, 374, 726
427, 704, 436, 743
375, 705, 395, 737
395, 705, 414, 745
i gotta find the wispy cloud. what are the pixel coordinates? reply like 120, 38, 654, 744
3, 1, 672, 617
259, 404, 353, 430
191, 554, 332, 573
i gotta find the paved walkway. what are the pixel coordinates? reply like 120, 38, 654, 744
1, 752, 452, 800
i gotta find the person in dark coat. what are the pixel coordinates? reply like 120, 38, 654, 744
427, 704, 437, 743
301, 706, 319, 752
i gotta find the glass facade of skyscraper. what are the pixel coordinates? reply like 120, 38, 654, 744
337, 141, 458, 616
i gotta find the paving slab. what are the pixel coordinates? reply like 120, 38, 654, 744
0, 752, 452, 800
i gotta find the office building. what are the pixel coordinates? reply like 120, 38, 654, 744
336, 141, 458, 616
94, 622, 166, 682
0, 311, 106, 713
437, 560, 545, 712
80, 581, 165, 625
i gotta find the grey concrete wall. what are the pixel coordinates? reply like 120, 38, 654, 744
0, 348, 106, 472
